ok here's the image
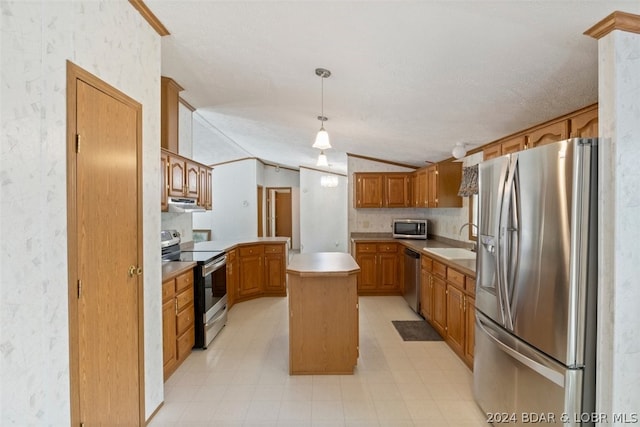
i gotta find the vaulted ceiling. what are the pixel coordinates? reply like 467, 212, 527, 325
146, 1, 639, 172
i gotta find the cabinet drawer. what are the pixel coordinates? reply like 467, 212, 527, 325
432, 261, 447, 278
240, 245, 264, 257
176, 288, 193, 311
356, 243, 377, 253
377, 243, 397, 253
447, 268, 465, 288
421, 256, 433, 271
162, 280, 174, 302
264, 244, 283, 254
466, 276, 476, 293
176, 304, 194, 336
177, 326, 194, 360
175, 270, 193, 293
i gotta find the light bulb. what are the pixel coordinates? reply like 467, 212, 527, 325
313, 127, 331, 150
316, 151, 329, 167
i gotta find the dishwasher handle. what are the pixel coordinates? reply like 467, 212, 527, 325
404, 248, 420, 258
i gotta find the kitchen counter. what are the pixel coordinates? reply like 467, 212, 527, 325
287, 252, 360, 277
350, 234, 476, 277
161, 261, 196, 282
181, 236, 290, 252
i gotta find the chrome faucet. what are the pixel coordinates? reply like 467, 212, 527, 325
459, 223, 478, 251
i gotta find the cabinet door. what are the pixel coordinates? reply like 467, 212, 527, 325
198, 165, 208, 207
431, 275, 447, 337
420, 269, 432, 320
464, 295, 476, 366
168, 156, 185, 197
416, 169, 428, 207
384, 174, 409, 208
409, 174, 417, 207
355, 173, 383, 208
527, 120, 568, 148
427, 165, 438, 207
264, 245, 285, 294
378, 253, 399, 290
238, 245, 263, 297
483, 144, 502, 161
185, 160, 199, 199
570, 109, 598, 138
161, 151, 169, 211
206, 168, 213, 209
355, 253, 377, 291
446, 285, 465, 355
501, 135, 526, 155
162, 298, 177, 378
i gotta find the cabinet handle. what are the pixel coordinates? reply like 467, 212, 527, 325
175, 299, 178, 315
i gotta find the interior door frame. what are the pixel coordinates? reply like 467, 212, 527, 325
66, 61, 145, 426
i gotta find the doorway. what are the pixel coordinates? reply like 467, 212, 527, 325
266, 187, 292, 239
66, 62, 145, 425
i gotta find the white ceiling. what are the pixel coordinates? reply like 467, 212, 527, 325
146, 1, 639, 173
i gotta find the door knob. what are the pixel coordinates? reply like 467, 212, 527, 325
128, 265, 136, 277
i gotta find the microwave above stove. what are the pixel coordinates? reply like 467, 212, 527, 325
393, 219, 428, 239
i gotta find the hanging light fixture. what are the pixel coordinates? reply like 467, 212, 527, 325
316, 151, 329, 167
452, 143, 467, 159
312, 68, 332, 150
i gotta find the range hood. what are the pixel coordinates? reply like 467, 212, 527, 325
167, 197, 206, 213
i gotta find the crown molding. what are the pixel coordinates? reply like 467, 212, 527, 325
129, 0, 170, 36
584, 11, 640, 39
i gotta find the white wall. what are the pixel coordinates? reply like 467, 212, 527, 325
300, 168, 348, 253
210, 159, 259, 240
178, 102, 193, 158
0, 1, 162, 423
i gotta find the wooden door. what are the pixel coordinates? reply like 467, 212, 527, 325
68, 63, 143, 425
275, 190, 292, 238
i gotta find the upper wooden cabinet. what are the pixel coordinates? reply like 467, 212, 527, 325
161, 149, 212, 211
526, 120, 569, 149
384, 173, 410, 208
415, 169, 428, 207
570, 108, 598, 138
354, 172, 412, 208
160, 77, 183, 153
427, 162, 463, 208
354, 173, 383, 208
482, 105, 598, 160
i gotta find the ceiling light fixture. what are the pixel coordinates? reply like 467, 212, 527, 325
316, 151, 329, 167
312, 68, 332, 150
452, 143, 467, 159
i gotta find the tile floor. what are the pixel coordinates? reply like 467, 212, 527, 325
149, 295, 487, 426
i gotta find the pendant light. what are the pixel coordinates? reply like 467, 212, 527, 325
312, 68, 332, 150
316, 151, 329, 167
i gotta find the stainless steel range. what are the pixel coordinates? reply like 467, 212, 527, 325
161, 230, 227, 349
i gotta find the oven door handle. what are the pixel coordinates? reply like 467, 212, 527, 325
203, 255, 227, 276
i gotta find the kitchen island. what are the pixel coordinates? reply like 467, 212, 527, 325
287, 252, 360, 375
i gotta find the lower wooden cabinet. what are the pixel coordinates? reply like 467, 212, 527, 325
354, 242, 401, 295
420, 254, 476, 369
162, 269, 195, 381
230, 242, 287, 306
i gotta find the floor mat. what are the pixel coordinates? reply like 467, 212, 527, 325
392, 320, 443, 341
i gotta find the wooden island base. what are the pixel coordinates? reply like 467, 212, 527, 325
287, 252, 360, 375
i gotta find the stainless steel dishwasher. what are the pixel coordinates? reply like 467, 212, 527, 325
403, 247, 421, 313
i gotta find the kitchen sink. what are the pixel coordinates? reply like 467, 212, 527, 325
423, 247, 476, 260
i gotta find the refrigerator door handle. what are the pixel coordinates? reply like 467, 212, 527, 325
499, 155, 518, 330
494, 158, 510, 325
477, 314, 565, 387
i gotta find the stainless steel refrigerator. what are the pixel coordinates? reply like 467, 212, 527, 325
474, 138, 598, 426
